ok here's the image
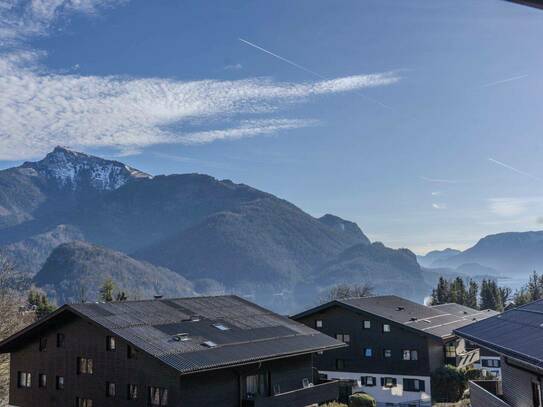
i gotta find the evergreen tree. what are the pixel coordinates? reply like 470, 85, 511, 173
466, 280, 478, 309
27, 289, 56, 320
431, 277, 450, 305
450, 277, 467, 305
115, 291, 128, 302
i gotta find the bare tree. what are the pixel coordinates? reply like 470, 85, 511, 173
0, 254, 33, 406
318, 282, 374, 304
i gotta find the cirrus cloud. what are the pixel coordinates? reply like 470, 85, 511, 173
0, 0, 401, 161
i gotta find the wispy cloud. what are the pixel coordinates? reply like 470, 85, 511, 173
482, 74, 528, 88
431, 191, 442, 196
224, 63, 243, 71
488, 197, 543, 217
420, 176, 465, 184
0, 2, 400, 160
488, 157, 542, 182
432, 203, 447, 210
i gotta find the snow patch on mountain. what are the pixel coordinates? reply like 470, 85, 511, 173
21, 146, 152, 191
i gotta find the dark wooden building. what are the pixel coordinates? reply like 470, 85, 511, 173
0, 295, 346, 407
455, 299, 543, 407
506, 0, 543, 9
292, 295, 496, 406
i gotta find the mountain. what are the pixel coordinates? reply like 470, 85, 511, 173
33, 241, 197, 304
433, 231, 543, 275
1, 147, 430, 312
417, 248, 461, 268
313, 242, 430, 301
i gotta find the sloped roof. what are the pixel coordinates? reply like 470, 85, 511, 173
292, 295, 496, 340
506, 0, 543, 9
455, 299, 543, 369
0, 295, 344, 375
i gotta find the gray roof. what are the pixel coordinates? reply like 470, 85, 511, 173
293, 295, 496, 340
506, 0, 543, 10
454, 299, 543, 369
431, 303, 499, 318
0, 295, 344, 375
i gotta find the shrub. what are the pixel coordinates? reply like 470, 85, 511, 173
431, 365, 468, 403
348, 392, 376, 407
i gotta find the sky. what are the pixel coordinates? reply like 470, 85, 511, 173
1, 0, 542, 254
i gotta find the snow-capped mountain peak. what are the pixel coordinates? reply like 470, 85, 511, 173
21, 146, 152, 191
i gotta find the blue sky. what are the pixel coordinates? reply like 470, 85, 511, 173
1, 0, 542, 254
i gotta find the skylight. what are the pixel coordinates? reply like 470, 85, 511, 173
213, 323, 230, 331
202, 341, 218, 348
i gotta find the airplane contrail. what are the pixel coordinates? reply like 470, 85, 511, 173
238, 38, 394, 110
239, 38, 325, 79
488, 157, 542, 181
482, 74, 528, 88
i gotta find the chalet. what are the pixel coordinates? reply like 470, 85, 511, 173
292, 295, 497, 406
455, 299, 543, 407
0, 295, 346, 407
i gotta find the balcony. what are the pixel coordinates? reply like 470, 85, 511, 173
246, 380, 340, 407
456, 348, 480, 369
469, 380, 510, 407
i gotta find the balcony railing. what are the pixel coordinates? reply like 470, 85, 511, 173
248, 380, 340, 407
456, 348, 480, 369
469, 380, 510, 407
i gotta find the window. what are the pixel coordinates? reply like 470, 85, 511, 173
403, 379, 425, 392
128, 384, 138, 400
213, 323, 230, 331
106, 382, 116, 397
383, 349, 392, 358
149, 386, 168, 406
411, 350, 418, 360
482, 359, 501, 368
445, 343, 456, 358
56, 376, 64, 390
39, 373, 47, 388
335, 359, 345, 370
364, 348, 373, 357
39, 337, 47, 352
57, 333, 65, 348
335, 333, 350, 344
76, 398, 93, 407
403, 350, 418, 360
106, 336, 116, 351
17, 372, 31, 388
362, 376, 376, 386
315, 320, 323, 328
202, 340, 217, 348
363, 320, 371, 329
533, 382, 542, 407
383, 324, 391, 333
77, 357, 93, 374
273, 384, 281, 395
127, 345, 137, 359
245, 372, 270, 399
381, 377, 397, 388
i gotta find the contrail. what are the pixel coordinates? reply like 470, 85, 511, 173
488, 157, 542, 181
238, 38, 393, 110
239, 38, 324, 79
482, 74, 528, 88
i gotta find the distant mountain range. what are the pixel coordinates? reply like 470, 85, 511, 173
428, 232, 543, 276
2, 147, 541, 312
0, 147, 430, 312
